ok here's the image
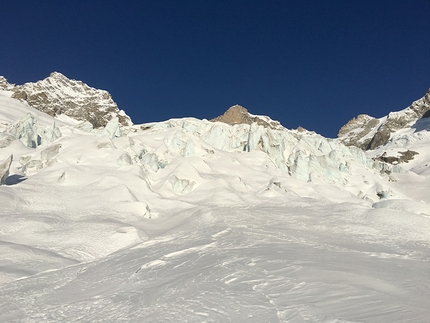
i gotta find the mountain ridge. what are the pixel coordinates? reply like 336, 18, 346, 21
338, 88, 430, 150
0, 72, 132, 128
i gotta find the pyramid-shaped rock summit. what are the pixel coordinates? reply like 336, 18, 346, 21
2, 72, 132, 128
211, 105, 283, 130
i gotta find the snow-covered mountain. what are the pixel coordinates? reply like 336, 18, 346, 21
338, 88, 430, 150
1, 76, 430, 322
0, 72, 132, 128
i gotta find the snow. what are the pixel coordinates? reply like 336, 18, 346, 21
1, 92, 430, 322
1, 72, 133, 128
0, 154, 12, 185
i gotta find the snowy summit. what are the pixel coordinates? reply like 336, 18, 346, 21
0, 72, 132, 128
0, 73, 430, 322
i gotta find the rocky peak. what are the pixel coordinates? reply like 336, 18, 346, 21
338, 114, 375, 137
0, 76, 14, 91
6, 72, 132, 128
338, 89, 430, 150
211, 105, 252, 125
211, 105, 284, 130
337, 114, 381, 150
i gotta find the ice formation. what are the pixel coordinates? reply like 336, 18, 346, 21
6, 113, 61, 148
147, 117, 402, 186
0, 154, 12, 185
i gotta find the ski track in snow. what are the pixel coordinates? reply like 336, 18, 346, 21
0, 205, 429, 322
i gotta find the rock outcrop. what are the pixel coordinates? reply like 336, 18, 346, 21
211, 105, 284, 130
338, 89, 430, 150
337, 114, 380, 150
1, 72, 132, 128
373, 150, 419, 165
0, 76, 14, 91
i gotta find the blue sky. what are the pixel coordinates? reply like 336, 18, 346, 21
1, 0, 429, 137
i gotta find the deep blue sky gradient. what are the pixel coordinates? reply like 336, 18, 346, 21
1, 0, 429, 137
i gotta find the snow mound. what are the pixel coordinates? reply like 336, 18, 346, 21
373, 199, 430, 216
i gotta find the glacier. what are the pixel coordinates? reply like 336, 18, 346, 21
1, 88, 430, 322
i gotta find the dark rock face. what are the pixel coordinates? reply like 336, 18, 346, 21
338, 89, 430, 150
367, 127, 391, 150
11, 90, 28, 101
422, 110, 430, 119
338, 114, 380, 150
211, 105, 283, 130
4, 72, 132, 128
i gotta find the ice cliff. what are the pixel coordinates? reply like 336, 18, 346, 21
136, 114, 403, 187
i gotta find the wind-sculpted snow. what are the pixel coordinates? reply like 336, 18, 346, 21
1, 205, 430, 322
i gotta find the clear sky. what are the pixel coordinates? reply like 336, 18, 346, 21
1, 0, 429, 137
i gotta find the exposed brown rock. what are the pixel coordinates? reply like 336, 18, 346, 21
338, 114, 379, 150
211, 105, 253, 125
211, 105, 283, 130
373, 150, 419, 164
366, 129, 389, 150
6, 72, 132, 128
338, 89, 430, 150
0, 76, 14, 91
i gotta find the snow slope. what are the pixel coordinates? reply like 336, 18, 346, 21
1, 92, 430, 322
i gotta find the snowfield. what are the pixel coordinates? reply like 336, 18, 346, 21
1, 93, 430, 322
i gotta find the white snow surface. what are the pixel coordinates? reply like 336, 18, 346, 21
1, 93, 430, 322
